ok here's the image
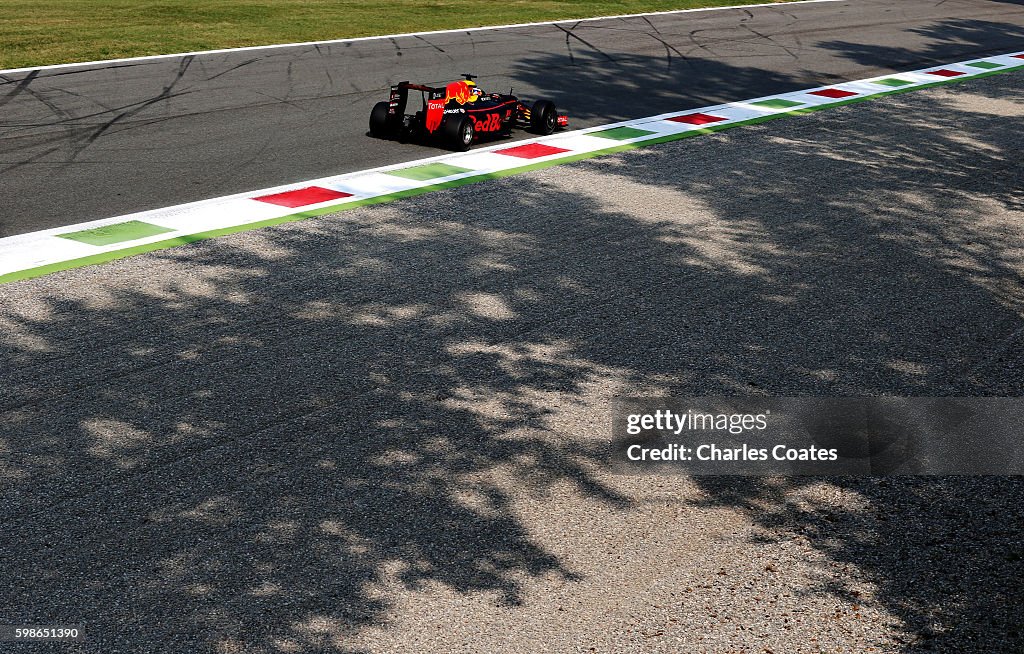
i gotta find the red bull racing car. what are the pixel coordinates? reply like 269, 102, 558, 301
368, 74, 568, 150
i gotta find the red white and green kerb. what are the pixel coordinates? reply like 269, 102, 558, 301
2, 51, 1023, 284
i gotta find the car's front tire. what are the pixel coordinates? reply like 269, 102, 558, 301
529, 100, 558, 135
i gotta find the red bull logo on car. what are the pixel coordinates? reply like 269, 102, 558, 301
426, 81, 478, 133
445, 80, 478, 105
471, 112, 504, 133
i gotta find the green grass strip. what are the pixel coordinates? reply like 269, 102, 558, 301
591, 126, 657, 140
750, 98, 804, 109
387, 162, 473, 180
3, 63, 1021, 286
56, 219, 174, 246
0, 0, 812, 70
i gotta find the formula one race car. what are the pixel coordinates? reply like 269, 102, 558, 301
369, 74, 568, 150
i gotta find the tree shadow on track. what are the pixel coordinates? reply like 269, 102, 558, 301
815, 17, 1024, 69
505, 52, 808, 124
2, 52, 1024, 654
505, 16, 1024, 126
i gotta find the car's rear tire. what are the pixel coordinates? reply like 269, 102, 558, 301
444, 116, 475, 151
530, 100, 558, 135
369, 101, 396, 138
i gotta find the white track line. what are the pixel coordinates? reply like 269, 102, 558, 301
0, 0, 842, 76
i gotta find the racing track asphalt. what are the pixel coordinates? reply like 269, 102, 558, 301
2, 0, 1024, 237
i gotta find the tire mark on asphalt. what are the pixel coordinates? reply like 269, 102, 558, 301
203, 57, 261, 81
0, 62, 154, 86
639, 27, 694, 70
0, 142, 74, 175
4, 73, 76, 125
0, 70, 40, 108
83, 54, 196, 144
413, 34, 444, 52
50, 85, 116, 113
641, 15, 663, 35
554, 22, 617, 64
740, 24, 801, 59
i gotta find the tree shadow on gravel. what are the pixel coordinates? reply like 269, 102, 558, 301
2, 48, 1024, 654
509, 48, 1024, 652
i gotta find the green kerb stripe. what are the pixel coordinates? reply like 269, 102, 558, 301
590, 126, 656, 140
966, 61, 1002, 70
57, 220, 174, 246
750, 98, 803, 109
873, 78, 914, 87
387, 162, 472, 181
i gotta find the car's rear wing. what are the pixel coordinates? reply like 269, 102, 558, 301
396, 82, 439, 93
389, 82, 445, 118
